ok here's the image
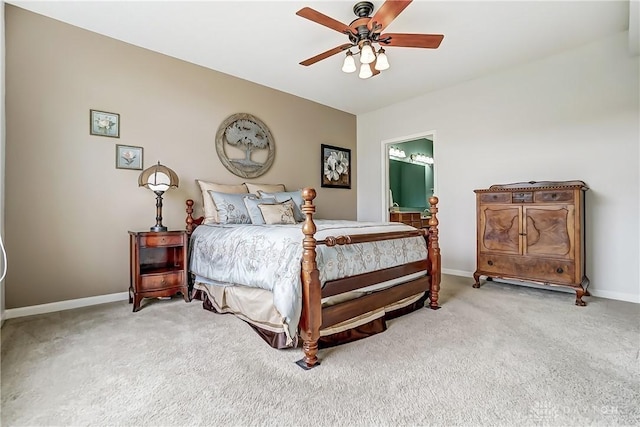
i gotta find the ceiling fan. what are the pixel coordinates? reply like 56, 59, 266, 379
296, 0, 444, 79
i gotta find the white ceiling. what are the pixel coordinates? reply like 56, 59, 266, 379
8, 1, 632, 115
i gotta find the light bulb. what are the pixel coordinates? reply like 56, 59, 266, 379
341, 51, 356, 73
359, 62, 373, 79
360, 42, 376, 64
374, 48, 389, 71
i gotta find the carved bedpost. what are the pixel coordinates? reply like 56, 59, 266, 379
428, 196, 441, 310
186, 199, 195, 236
296, 187, 322, 369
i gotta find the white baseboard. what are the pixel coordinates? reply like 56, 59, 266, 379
3, 268, 638, 321
442, 269, 639, 303
4, 292, 129, 320
442, 268, 473, 277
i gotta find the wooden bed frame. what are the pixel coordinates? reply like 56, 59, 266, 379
185, 188, 441, 369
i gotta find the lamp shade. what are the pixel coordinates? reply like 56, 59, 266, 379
138, 162, 179, 193
358, 62, 373, 79
374, 48, 389, 71
341, 51, 356, 73
360, 42, 376, 64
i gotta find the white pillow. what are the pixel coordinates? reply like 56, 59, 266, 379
208, 191, 252, 224
196, 180, 248, 224
257, 190, 305, 222
258, 202, 296, 225
244, 183, 286, 194
243, 195, 277, 225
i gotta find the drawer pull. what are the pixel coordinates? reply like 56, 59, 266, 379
551, 193, 557, 199
556, 267, 564, 274
487, 260, 494, 266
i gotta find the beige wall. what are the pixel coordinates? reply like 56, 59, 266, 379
1, 1, 6, 322
4, 5, 356, 309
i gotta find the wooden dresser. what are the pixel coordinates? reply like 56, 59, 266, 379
473, 181, 589, 305
390, 211, 430, 229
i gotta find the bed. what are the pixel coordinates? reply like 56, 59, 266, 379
185, 187, 441, 369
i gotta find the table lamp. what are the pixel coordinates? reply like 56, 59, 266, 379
138, 161, 179, 232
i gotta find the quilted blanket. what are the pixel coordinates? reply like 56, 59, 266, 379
189, 220, 428, 341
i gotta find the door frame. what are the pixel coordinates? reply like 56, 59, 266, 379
380, 130, 437, 221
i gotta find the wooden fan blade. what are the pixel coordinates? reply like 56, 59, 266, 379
380, 33, 444, 49
296, 7, 354, 34
368, 0, 412, 33
300, 43, 353, 66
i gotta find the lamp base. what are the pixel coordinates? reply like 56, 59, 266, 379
150, 225, 168, 232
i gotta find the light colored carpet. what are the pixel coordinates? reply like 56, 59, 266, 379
1, 275, 639, 426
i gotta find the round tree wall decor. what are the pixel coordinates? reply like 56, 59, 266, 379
215, 113, 275, 178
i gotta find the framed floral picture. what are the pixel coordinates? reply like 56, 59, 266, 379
321, 144, 351, 189
116, 144, 143, 170
90, 109, 120, 138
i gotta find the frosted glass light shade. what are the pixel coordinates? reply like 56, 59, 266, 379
341, 52, 356, 73
147, 171, 170, 192
375, 48, 389, 71
359, 62, 373, 79
360, 42, 376, 64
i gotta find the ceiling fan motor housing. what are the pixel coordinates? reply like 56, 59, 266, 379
353, 1, 374, 18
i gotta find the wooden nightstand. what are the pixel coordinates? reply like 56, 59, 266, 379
128, 230, 190, 312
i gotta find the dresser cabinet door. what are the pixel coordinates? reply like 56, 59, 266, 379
524, 205, 575, 260
478, 205, 522, 255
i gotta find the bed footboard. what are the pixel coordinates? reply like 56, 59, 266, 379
297, 188, 322, 369
427, 196, 441, 310
296, 189, 441, 369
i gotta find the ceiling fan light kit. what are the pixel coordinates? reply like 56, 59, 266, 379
341, 51, 357, 73
359, 41, 376, 64
374, 48, 389, 71
297, 0, 444, 80
359, 62, 374, 79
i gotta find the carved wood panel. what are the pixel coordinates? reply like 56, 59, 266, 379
479, 205, 521, 254
524, 205, 574, 259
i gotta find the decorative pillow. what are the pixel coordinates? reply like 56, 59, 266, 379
257, 190, 305, 222
243, 195, 277, 225
244, 183, 286, 195
197, 180, 248, 224
208, 191, 251, 224
258, 202, 296, 225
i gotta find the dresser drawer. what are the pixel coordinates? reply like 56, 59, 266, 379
139, 271, 184, 291
534, 190, 574, 203
478, 254, 575, 285
479, 192, 511, 203
512, 192, 533, 203
139, 233, 184, 247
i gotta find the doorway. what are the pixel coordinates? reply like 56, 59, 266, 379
381, 132, 436, 221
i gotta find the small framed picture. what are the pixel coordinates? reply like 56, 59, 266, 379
116, 144, 143, 170
321, 144, 351, 189
90, 109, 120, 138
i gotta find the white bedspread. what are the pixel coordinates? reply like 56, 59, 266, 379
189, 220, 428, 342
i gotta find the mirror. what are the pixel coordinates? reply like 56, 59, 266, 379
388, 138, 434, 213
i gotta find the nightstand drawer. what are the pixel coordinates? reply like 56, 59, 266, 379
139, 271, 184, 291
139, 233, 184, 247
